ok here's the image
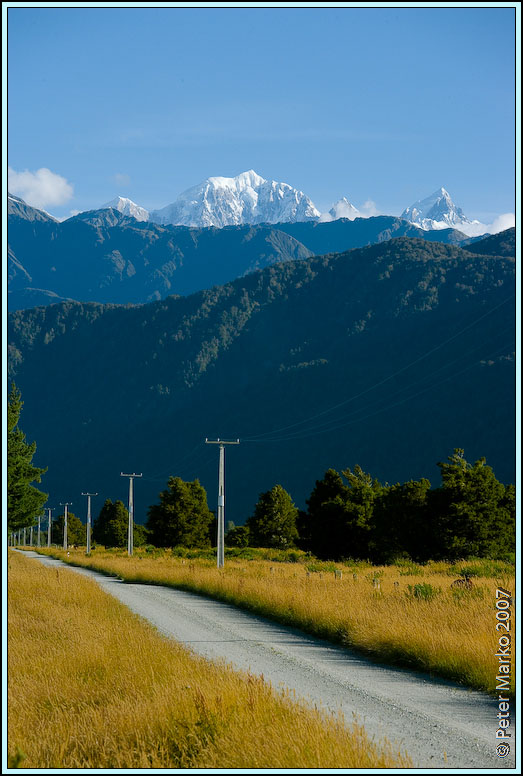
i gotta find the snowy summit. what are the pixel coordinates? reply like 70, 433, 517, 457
149, 170, 321, 228
102, 196, 150, 222
328, 197, 360, 221
400, 187, 480, 232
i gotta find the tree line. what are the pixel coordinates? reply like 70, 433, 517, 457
8, 383, 515, 561
215, 452, 514, 562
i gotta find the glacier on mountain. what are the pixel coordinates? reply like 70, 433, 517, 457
400, 187, 485, 234
149, 170, 321, 228
83, 177, 505, 236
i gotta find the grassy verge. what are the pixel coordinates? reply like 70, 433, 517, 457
8, 550, 409, 769
33, 547, 514, 697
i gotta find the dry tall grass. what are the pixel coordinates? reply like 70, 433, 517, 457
36, 547, 514, 696
8, 550, 409, 769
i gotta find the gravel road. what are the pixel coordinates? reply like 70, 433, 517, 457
20, 551, 515, 769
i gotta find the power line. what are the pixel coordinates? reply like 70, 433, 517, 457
243, 295, 514, 442
141, 441, 207, 484
250, 341, 514, 444
245, 332, 515, 443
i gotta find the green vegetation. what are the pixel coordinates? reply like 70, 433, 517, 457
462, 227, 515, 257
8, 234, 515, 526
93, 499, 128, 547
51, 511, 86, 546
146, 476, 214, 548
299, 449, 514, 562
11, 446, 513, 566
7, 383, 47, 534
246, 484, 299, 549
92, 498, 148, 548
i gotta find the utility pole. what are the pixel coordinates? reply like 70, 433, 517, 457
205, 439, 240, 568
46, 508, 54, 547
120, 473, 142, 556
82, 492, 98, 554
60, 503, 72, 550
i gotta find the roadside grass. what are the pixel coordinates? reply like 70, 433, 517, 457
33, 547, 514, 697
8, 550, 409, 769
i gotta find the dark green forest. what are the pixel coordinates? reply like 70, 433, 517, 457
8, 233, 515, 528
141, 449, 514, 562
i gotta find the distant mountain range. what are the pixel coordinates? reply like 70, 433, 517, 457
8, 234, 515, 524
40, 170, 483, 234
10, 190, 502, 311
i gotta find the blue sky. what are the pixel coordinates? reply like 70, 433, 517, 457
6, 4, 518, 225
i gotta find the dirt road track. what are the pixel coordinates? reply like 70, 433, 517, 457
19, 551, 516, 769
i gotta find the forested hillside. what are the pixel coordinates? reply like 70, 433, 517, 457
9, 201, 477, 310
8, 237, 515, 524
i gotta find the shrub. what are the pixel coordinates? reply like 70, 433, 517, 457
406, 583, 441, 601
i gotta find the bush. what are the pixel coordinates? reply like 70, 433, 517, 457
406, 583, 441, 601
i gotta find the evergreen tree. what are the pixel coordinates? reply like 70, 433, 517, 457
434, 449, 514, 559
93, 499, 129, 548
305, 469, 349, 559
7, 383, 47, 534
371, 478, 432, 562
306, 466, 381, 560
246, 484, 299, 549
146, 477, 213, 548
340, 465, 381, 559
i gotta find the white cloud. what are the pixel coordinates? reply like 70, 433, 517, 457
359, 199, 380, 218
456, 213, 515, 237
8, 166, 74, 210
488, 213, 515, 234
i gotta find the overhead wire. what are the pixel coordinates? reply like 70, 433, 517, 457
242, 294, 514, 442
247, 338, 515, 443
245, 326, 515, 442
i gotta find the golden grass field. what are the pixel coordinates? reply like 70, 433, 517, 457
33, 547, 514, 697
8, 550, 409, 769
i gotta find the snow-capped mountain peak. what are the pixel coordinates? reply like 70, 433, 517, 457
328, 197, 360, 221
102, 196, 149, 222
208, 169, 266, 191
149, 171, 321, 228
401, 187, 474, 231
